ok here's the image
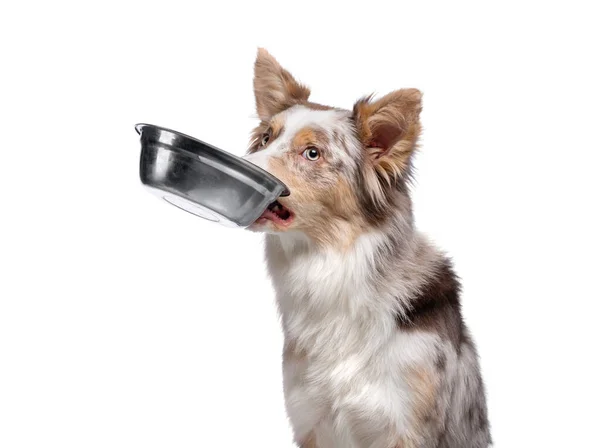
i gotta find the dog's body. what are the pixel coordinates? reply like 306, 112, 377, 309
245, 49, 491, 448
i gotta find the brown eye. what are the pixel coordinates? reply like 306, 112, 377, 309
261, 133, 270, 147
302, 147, 320, 161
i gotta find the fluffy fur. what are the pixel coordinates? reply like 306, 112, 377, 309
244, 48, 491, 448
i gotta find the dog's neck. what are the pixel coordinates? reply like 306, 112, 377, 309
264, 212, 442, 355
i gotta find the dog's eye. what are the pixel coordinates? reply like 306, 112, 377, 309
302, 147, 320, 161
261, 133, 270, 147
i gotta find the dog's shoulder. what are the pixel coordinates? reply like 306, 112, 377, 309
396, 257, 470, 352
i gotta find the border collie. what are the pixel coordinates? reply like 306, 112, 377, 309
244, 48, 491, 448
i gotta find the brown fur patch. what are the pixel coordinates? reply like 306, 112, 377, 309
408, 368, 437, 417
324, 178, 366, 249
405, 367, 441, 444
353, 89, 422, 208
291, 127, 328, 150
353, 89, 422, 152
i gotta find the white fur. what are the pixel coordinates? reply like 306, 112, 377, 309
266, 230, 443, 448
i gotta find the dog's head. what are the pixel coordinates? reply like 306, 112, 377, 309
245, 49, 422, 247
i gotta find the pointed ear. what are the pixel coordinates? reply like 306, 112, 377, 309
253, 48, 311, 121
353, 89, 422, 182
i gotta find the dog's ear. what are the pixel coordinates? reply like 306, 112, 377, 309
254, 48, 311, 121
353, 89, 422, 184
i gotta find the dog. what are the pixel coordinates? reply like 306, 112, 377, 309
244, 48, 491, 448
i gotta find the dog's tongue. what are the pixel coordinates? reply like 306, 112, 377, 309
259, 207, 278, 221
256, 201, 292, 223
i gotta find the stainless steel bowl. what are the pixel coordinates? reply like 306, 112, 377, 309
136, 123, 289, 227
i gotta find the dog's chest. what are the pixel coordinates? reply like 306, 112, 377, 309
282, 329, 431, 448
269, 237, 383, 320
284, 347, 377, 447
269, 244, 423, 446
275, 253, 383, 355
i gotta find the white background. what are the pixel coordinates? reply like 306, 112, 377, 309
1, 1, 599, 447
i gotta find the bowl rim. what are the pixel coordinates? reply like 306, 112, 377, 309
135, 123, 289, 197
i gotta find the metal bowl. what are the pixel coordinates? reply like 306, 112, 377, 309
136, 123, 289, 227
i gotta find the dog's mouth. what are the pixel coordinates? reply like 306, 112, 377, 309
255, 200, 294, 227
